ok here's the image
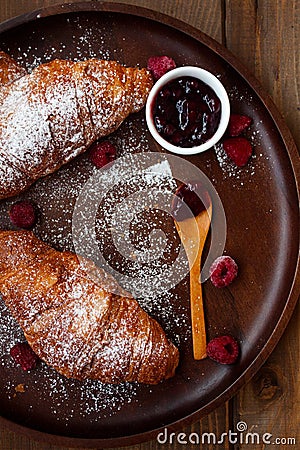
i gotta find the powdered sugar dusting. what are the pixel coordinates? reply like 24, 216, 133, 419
0, 301, 24, 357
6, 16, 116, 73
1, 322, 139, 422
0, 55, 152, 201
0, 277, 140, 419
213, 117, 265, 187
213, 84, 266, 186
30, 116, 152, 250
214, 141, 257, 185
0, 116, 188, 420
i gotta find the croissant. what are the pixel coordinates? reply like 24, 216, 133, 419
0, 230, 179, 384
0, 53, 153, 199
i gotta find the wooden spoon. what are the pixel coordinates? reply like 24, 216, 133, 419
173, 188, 212, 360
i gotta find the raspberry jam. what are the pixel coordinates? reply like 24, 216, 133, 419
171, 181, 210, 222
153, 76, 221, 148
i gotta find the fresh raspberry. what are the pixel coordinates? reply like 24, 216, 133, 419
10, 342, 39, 371
223, 137, 253, 167
9, 200, 37, 229
228, 114, 252, 136
147, 56, 176, 80
209, 255, 238, 288
207, 335, 240, 364
89, 140, 117, 169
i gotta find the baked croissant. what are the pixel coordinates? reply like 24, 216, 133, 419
0, 53, 153, 199
0, 230, 179, 384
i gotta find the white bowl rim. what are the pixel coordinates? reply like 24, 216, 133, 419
145, 66, 230, 155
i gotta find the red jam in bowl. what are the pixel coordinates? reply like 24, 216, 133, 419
153, 76, 221, 148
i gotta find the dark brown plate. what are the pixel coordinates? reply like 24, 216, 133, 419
0, 2, 299, 448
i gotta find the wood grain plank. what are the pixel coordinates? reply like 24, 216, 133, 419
0, 0, 223, 43
256, 0, 300, 152
225, 1, 299, 448
112, 0, 223, 37
226, 0, 300, 147
225, 0, 258, 66
233, 303, 299, 449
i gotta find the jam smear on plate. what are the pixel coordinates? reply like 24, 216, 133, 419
153, 76, 221, 148
171, 181, 211, 222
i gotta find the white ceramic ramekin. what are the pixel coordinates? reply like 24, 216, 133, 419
145, 66, 230, 155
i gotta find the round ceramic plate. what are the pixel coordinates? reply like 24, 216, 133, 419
0, 2, 299, 447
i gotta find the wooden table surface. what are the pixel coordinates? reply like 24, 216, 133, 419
0, 1, 299, 449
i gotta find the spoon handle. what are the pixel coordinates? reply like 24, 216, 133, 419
175, 204, 211, 360
190, 251, 207, 359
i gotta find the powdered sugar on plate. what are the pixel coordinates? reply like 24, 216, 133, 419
0, 261, 141, 421
214, 141, 256, 184
213, 84, 265, 186
0, 114, 190, 420
4, 15, 117, 73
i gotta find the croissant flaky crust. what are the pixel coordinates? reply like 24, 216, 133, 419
0, 231, 179, 384
0, 53, 153, 199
